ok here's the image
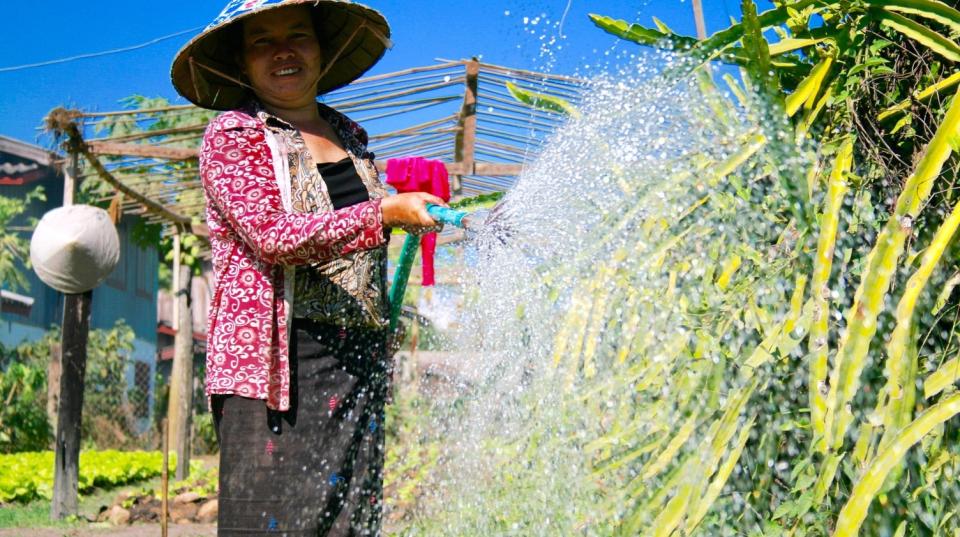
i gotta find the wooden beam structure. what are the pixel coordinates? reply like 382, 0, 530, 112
74, 59, 585, 220
85, 143, 524, 178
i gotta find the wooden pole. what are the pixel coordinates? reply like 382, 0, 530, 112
61, 151, 77, 206
46, 344, 61, 431
161, 418, 169, 537
692, 0, 708, 40
50, 290, 92, 519
453, 58, 480, 195
167, 233, 194, 481
51, 149, 91, 521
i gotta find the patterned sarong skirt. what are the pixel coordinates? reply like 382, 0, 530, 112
213, 319, 388, 536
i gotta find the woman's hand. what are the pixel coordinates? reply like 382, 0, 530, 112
380, 192, 447, 227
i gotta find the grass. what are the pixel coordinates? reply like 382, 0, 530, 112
0, 454, 218, 530
0, 500, 78, 529
0, 478, 147, 529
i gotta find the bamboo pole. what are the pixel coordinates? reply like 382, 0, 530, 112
324, 67, 464, 102
161, 418, 169, 537
80, 103, 197, 118
86, 124, 206, 144
167, 233, 194, 481
436, 57, 587, 84
336, 59, 463, 86
86, 141, 198, 161
692, 0, 708, 40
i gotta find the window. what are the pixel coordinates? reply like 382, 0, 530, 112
130, 360, 152, 420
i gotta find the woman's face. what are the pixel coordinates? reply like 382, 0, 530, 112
241, 6, 323, 109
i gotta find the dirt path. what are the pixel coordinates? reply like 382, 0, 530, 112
0, 523, 216, 537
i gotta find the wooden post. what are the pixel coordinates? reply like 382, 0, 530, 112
51, 148, 91, 521
453, 58, 480, 196
61, 152, 77, 206
46, 344, 61, 431
50, 290, 92, 519
692, 0, 707, 40
161, 418, 169, 537
167, 232, 194, 481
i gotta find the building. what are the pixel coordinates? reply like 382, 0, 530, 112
0, 135, 160, 428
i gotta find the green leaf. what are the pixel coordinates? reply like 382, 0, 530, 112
587, 14, 749, 67
588, 14, 698, 51
846, 57, 890, 77
924, 356, 960, 399
932, 272, 960, 315
740, 0, 779, 97
505, 81, 581, 118
785, 56, 834, 116
690, 0, 830, 65
874, 8, 960, 63
866, 0, 960, 35
651, 16, 674, 34
835, 393, 960, 536
768, 37, 828, 55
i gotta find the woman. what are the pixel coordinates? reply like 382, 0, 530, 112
170, 1, 442, 535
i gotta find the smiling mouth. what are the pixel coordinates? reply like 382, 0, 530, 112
273, 67, 302, 77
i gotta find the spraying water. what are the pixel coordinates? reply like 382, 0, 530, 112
391, 53, 815, 536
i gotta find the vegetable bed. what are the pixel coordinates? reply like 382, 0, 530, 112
0, 450, 176, 504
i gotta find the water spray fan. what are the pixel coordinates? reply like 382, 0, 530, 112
388, 203, 477, 332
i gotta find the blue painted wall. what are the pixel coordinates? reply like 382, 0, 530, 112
0, 162, 159, 359
1, 173, 63, 334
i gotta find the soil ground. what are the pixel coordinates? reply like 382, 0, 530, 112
0, 523, 216, 537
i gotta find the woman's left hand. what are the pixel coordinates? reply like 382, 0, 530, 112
380, 192, 447, 227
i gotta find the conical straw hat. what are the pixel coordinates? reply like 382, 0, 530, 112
171, 0, 391, 110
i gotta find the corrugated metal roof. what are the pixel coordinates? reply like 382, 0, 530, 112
0, 136, 54, 185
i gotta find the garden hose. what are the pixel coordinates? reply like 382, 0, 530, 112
387, 204, 471, 332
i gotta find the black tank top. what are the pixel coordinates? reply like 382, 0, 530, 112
317, 157, 369, 210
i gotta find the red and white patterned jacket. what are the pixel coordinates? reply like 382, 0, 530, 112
200, 109, 386, 410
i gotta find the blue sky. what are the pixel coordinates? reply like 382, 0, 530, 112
0, 1, 765, 144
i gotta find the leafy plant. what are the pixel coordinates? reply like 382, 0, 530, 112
0, 364, 51, 454
0, 187, 45, 293
5, 321, 146, 451
0, 450, 186, 504
453, 0, 960, 535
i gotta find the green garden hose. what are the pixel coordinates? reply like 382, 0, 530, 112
387, 204, 472, 331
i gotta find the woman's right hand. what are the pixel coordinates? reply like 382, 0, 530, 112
380, 192, 446, 227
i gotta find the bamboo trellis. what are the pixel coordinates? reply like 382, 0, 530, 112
46, 59, 586, 236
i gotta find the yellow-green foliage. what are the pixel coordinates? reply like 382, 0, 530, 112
398, 2, 960, 535
548, 0, 960, 534
0, 450, 186, 503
